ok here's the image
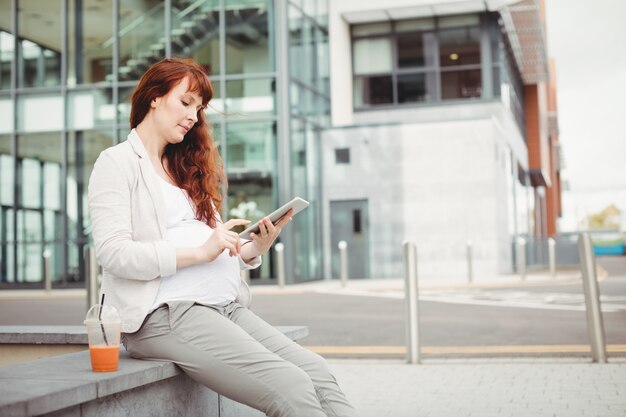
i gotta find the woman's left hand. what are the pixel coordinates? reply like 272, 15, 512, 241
243, 209, 294, 259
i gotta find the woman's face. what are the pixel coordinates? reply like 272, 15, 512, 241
151, 76, 203, 144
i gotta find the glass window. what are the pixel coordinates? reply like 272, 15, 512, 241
439, 27, 481, 67
0, 134, 14, 284
17, 94, 64, 132
493, 66, 501, 97
352, 22, 391, 37
288, 83, 301, 116
306, 87, 319, 119
301, 13, 315, 87
68, 88, 115, 130
395, 18, 435, 33
398, 72, 436, 103
0, 135, 13, 206
225, 121, 275, 174
302, 0, 316, 16
68, 0, 113, 85
441, 69, 482, 99
354, 75, 392, 107
16, 132, 63, 284
18, 133, 62, 208
226, 121, 276, 280
289, 5, 303, 79
67, 130, 114, 238
489, 15, 501, 64
16, 210, 43, 283
396, 32, 436, 68
438, 14, 480, 29
316, 26, 329, 95
191, 37, 220, 77
1, 211, 15, 283
18, 0, 62, 88
118, 86, 134, 128
315, 0, 328, 26
206, 80, 223, 116
353, 38, 392, 75
291, 122, 322, 279
0, 96, 13, 133
67, 130, 114, 283
335, 148, 350, 164
209, 120, 222, 150
226, 0, 271, 75
118, 0, 163, 82
0, 27, 14, 90
351, 13, 489, 109
225, 78, 274, 116
173, 0, 221, 75
20, 158, 41, 208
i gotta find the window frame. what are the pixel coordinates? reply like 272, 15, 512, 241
350, 13, 497, 110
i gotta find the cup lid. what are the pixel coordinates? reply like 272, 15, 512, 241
84, 304, 121, 325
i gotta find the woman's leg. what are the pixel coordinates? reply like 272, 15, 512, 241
226, 303, 359, 417
124, 301, 327, 417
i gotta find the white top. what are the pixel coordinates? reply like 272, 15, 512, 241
151, 176, 247, 309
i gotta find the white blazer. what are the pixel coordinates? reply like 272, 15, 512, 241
88, 130, 258, 333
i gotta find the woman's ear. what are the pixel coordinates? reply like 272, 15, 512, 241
151, 97, 159, 109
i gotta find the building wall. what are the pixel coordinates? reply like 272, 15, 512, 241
546, 59, 561, 236
322, 110, 518, 280
322, 125, 405, 278
322, 1, 540, 280
525, 82, 551, 187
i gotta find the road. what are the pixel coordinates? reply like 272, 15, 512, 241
250, 257, 626, 358
1, 257, 624, 359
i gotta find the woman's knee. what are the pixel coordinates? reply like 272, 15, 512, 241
263, 364, 325, 417
279, 363, 317, 396
299, 349, 335, 380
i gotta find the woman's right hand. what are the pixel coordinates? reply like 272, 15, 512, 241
197, 219, 250, 263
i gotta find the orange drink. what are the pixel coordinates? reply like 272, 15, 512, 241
85, 304, 122, 373
89, 345, 120, 372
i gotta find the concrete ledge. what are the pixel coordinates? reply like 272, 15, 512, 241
0, 325, 309, 345
0, 326, 308, 416
0, 325, 309, 366
0, 326, 87, 344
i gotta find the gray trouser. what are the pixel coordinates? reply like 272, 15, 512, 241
123, 300, 358, 417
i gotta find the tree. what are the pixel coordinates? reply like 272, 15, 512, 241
583, 204, 621, 230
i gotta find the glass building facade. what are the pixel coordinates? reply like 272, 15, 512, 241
0, 0, 329, 288
350, 11, 525, 133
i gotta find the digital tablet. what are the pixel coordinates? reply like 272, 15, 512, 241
239, 197, 309, 238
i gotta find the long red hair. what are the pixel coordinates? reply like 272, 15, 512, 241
130, 58, 226, 227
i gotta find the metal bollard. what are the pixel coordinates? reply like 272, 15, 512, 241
516, 237, 526, 280
548, 237, 556, 278
85, 246, 99, 309
403, 241, 420, 364
578, 233, 607, 363
43, 249, 52, 292
338, 240, 348, 287
275, 242, 285, 289
466, 241, 473, 284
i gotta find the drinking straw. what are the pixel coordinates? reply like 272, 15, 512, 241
99, 293, 110, 346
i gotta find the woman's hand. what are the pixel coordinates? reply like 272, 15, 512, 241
197, 218, 251, 263
241, 209, 293, 261
175, 219, 250, 269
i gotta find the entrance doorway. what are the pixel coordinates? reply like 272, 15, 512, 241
330, 199, 369, 279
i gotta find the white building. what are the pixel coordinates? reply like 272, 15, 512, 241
320, 0, 560, 281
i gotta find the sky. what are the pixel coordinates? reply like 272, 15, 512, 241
544, 0, 626, 231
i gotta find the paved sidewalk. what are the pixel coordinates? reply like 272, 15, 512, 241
0, 267, 585, 300
250, 267, 586, 296
328, 358, 626, 417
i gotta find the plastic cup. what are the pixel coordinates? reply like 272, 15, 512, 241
84, 304, 121, 372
